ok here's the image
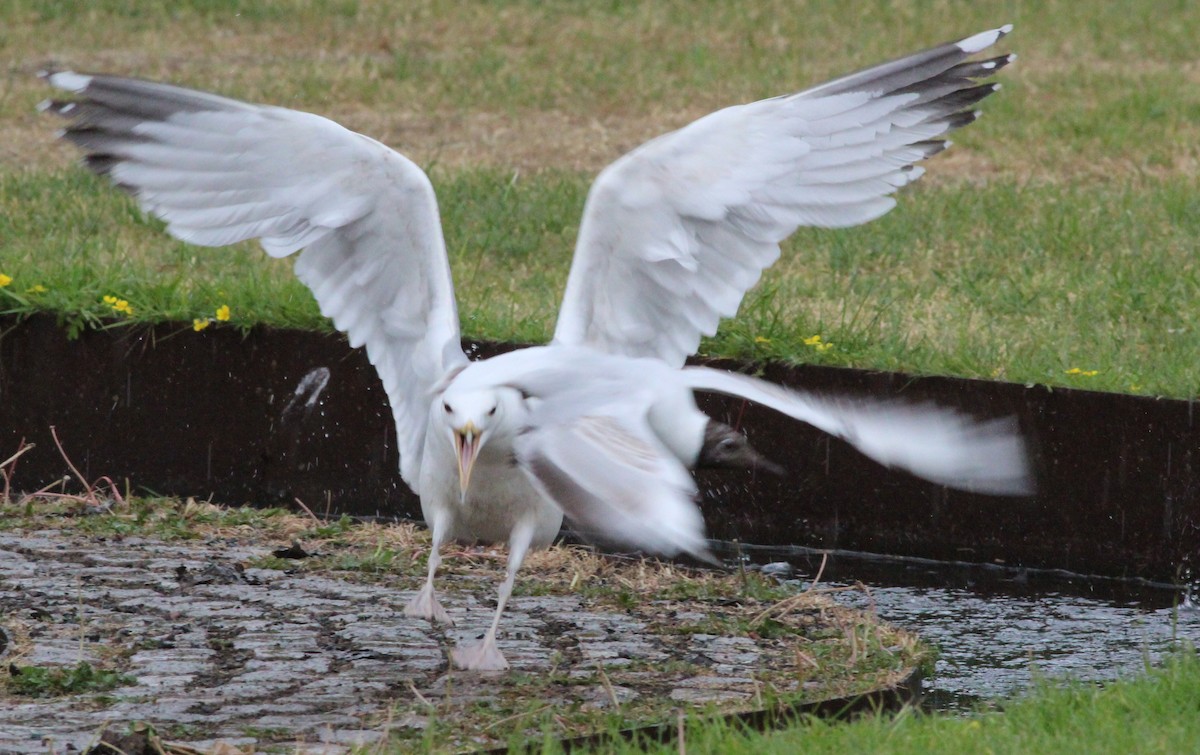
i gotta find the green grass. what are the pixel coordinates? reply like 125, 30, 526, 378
7, 661, 134, 698
0, 490, 295, 540
3, 1, 1200, 396
3, 169, 1198, 395
523, 647, 1200, 754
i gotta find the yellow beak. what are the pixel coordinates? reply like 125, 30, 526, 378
454, 421, 482, 499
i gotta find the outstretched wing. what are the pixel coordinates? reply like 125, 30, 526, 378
682, 366, 1034, 496
43, 72, 467, 494
553, 26, 1014, 366
514, 387, 714, 563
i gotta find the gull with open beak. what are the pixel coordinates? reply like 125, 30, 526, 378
455, 421, 481, 498
44, 25, 1024, 671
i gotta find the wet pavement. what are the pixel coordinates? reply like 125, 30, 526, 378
0, 529, 914, 753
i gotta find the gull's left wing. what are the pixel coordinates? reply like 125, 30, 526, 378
553, 26, 1014, 366
42, 72, 468, 495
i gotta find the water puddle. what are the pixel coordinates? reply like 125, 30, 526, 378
841, 582, 1198, 710
733, 546, 1200, 710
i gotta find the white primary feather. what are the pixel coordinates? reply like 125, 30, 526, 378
553, 25, 1013, 366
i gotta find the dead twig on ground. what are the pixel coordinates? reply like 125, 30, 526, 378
14, 476, 68, 508
43, 426, 126, 510
596, 662, 621, 710
482, 703, 555, 733
0, 439, 34, 503
292, 496, 323, 526
750, 552, 829, 626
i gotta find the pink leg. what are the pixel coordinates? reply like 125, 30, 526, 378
405, 516, 453, 625
451, 517, 535, 671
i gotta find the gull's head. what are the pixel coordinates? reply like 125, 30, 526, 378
439, 386, 524, 498
697, 420, 785, 476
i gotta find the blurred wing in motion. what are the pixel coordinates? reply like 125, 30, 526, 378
553, 26, 1014, 366
514, 389, 714, 563
43, 72, 467, 493
682, 366, 1034, 496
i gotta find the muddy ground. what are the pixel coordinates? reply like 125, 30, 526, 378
0, 503, 926, 753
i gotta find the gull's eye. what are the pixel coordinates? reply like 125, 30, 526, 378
443, 402, 452, 413
487, 405, 497, 416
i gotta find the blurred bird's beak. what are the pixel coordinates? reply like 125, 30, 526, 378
455, 421, 483, 499
745, 448, 786, 477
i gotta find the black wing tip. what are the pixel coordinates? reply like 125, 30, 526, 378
913, 140, 950, 159
943, 82, 1003, 112
994, 52, 1017, 70
38, 98, 78, 118
945, 109, 981, 131
82, 153, 119, 178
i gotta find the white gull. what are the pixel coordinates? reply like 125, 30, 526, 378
43, 24, 1025, 671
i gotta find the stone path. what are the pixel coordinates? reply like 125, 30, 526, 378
0, 529, 915, 753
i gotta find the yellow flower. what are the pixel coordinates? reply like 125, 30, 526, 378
0, 274, 11, 288
802, 334, 833, 352
1065, 367, 1098, 377
215, 304, 231, 322
754, 336, 771, 344
193, 318, 211, 332
26, 284, 47, 294
103, 295, 134, 315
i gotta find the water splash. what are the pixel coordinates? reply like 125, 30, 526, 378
282, 367, 331, 420
1181, 582, 1199, 614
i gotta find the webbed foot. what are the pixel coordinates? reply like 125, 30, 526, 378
404, 584, 453, 625
450, 636, 509, 671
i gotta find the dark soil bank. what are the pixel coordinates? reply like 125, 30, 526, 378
2, 313, 1197, 581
